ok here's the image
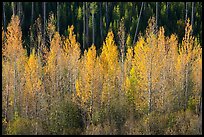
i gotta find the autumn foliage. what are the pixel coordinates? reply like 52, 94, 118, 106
2, 16, 202, 135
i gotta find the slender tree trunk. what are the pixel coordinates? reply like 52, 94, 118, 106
3, 2, 6, 30
166, 2, 169, 20
13, 58, 17, 116
133, 2, 144, 46
30, 2, 34, 54
148, 68, 152, 114
185, 2, 188, 24
17, 2, 20, 16
90, 71, 94, 125
17, 2, 23, 26
35, 92, 38, 135
83, 2, 86, 50
92, 12, 95, 45
99, 2, 103, 45
191, 2, 194, 35
43, 2, 46, 47
57, 2, 60, 33
184, 63, 189, 111
86, 2, 89, 47
31, 2, 34, 24
148, 56, 153, 134
5, 70, 10, 121
199, 91, 202, 134
143, 2, 146, 12
156, 2, 158, 30
12, 2, 15, 15
118, 20, 125, 63
26, 94, 28, 117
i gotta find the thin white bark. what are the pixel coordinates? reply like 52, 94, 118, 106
43, 2, 46, 47
92, 11, 95, 45
191, 2, 194, 35
83, 2, 86, 50
86, 2, 89, 47
3, 2, 6, 30
12, 2, 15, 15
156, 2, 158, 30
184, 63, 188, 111
133, 2, 144, 45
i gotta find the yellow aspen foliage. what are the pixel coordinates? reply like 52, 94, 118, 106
157, 27, 166, 66
3, 15, 27, 120
191, 44, 202, 87
2, 27, 5, 57
74, 44, 97, 122
132, 17, 169, 113
166, 34, 179, 65
45, 31, 65, 103
47, 13, 56, 42
153, 27, 167, 111
4, 15, 27, 86
123, 46, 134, 94
63, 25, 81, 93
2, 13, 202, 134
24, 49, 42, 96
2, 26, 6, 90
125, 67, 136, 104
124, 46, 133, 76
178, 20, 194, 72
126, 62, 147, 113
5, 15, 26, 61
63, 25, 80, 57
100, 31, 119, 103
100, 31, 119, 74
126, 33, 132, 48
133, 36, 148, 91
23, 49, 43, 118
189, 39, 202, 113
163, 34, 180, 112
75, 78, 81, 99
46, 32, 62, 74
86, 45, 97, 71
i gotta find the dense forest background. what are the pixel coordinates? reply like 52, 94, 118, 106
2, 2, 202, 135
2, 2, 202, 54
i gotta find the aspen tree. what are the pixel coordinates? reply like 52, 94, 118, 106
75, 45, 97, 126
63, 25, 80, 93
2, 26, 10, 124
133, 18, 166, 133
124, 46, 133, 97
154, 27, 167, 112
165, 34, 179, 111
178, 19, 194, 111
44, 32, 63, 133
24, 49, 42, 134
47, 13, 56, 43
100, 31, 119, 127
132, 36, 148, 113
4, 15, 26, 120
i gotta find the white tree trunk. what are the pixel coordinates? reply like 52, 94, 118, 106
133, 2, 144, 45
